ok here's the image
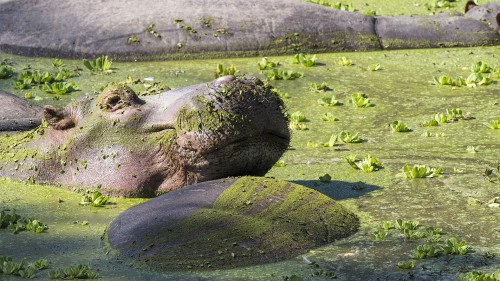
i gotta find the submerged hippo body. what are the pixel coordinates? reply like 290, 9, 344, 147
0, 91, 42, 132
0, 0, 497, 60
0, 76, 290, 197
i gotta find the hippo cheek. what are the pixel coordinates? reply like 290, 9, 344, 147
180, 132, 290, 181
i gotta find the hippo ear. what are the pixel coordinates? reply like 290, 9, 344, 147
43, 105, 76, 130
465, 0, 477, 13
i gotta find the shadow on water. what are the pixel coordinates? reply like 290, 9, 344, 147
292, 180, 380, 200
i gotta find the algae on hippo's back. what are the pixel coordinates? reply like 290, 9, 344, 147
106, 177, 359, 271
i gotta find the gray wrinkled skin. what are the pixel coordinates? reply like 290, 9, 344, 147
0, 0, 497, 60
0, 91, 42, 132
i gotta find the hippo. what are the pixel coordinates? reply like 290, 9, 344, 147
0, 0, 497, 61
0, 90, 42, 132
105, 176, 360, 270
465, 1, 500, 30
0, 76, 290, 197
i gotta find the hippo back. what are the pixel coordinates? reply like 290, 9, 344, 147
0, 90, 42, 131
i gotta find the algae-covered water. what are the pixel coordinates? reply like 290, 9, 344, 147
1, 45, 500, 280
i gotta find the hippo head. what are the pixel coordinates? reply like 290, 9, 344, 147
465, 1, 500, 31
34, 76, 289, 197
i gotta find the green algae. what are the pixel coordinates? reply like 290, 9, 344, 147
304, 0, 498, 16
0, 45, 500, 279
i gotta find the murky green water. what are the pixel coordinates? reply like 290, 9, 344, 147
1, 45, 500, 280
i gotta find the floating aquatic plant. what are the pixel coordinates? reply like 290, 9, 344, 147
422, 112, 447, 127
332, 2, 356, 12
367, 63, 381, 71
51, 59, 65, 69
49, 264, 98, 279
402, 164, 442, 178
79, 191, 109, 207
289, 111, 306, 122
54, 68, 78, 81
466, 73, 493, 87
483, 162, 500, 183
214, 64, 236, 78
397, 260, 414, 270
431, 75, 464, 87
289, 121, 307, 131
0, 209, 48, 234
0, 65, 13, 79
266, 69, 303, 80
292, 53, 317, 67
351, 93, 371, 107
484, 119, 500, 129
345, 154, 382, 173
308, 82, 331, 92
458, 270, 500, 281
390, 121, 411, 132
83, 55, 113, 74
321, 112, 338, 121
338, 56, 352, 66
466, 146, 479, 153
425, 0, 455, 10
39, 82, 78, 95
412, 244, 441, 259
273, 160, 287, 167
318, 95, 340, 106
258, 57, 279, 71
441, 237, 470, 255
446, 108, 464, 121
470, 61, 494, 74
337, 131, 363, 143
271, 88, 289, 99
372, 230, 389, 240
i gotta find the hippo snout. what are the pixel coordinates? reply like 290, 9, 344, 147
170, 75, 290, 185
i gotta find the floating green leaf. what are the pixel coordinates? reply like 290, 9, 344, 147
308, 82, 331, 92
402, 164, 442, 178
337, 131, 363, 143
321, 112, 338, 121
338, 56, 352, 66
367, 63, 381, 71
351, 93, 371, 107
39, 82, 78, 95
397, 260, 414, 270
214, 64, 236, 78
258, 57, 279, 71
484, 119, 500, 129
318, 95, 340, 106
266, 69, 303, 81
345, 154, 382, 173
390, 121, 410, 132
79, 191, 109, 207
0, 65, 13, 79
292, 53, 317, 67
83, 55, 113, 74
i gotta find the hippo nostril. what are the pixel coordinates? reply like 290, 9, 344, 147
108, 96, 121, 107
